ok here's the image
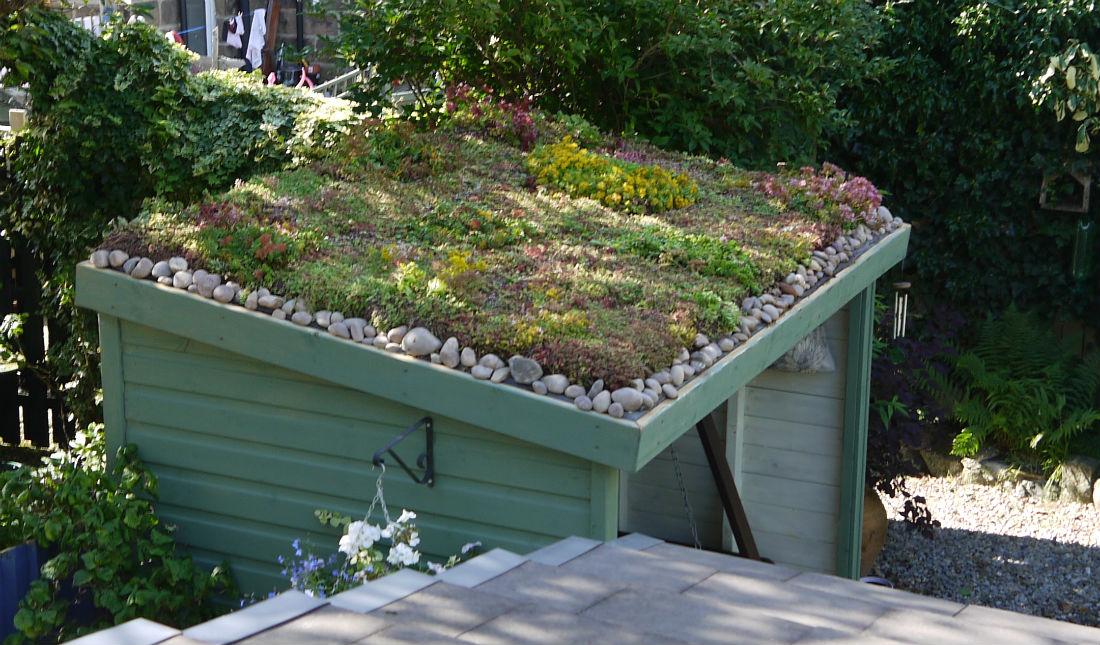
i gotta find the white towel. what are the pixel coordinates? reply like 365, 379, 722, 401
227, 15, 244, 49
245, 8, 266, 69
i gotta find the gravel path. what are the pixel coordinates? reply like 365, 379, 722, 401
873, 475, 1100, 627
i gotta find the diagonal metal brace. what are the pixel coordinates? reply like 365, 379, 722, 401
373, 416, 434, 487
696, 414, 763, 561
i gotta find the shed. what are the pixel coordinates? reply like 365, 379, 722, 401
75, 224, 908, 595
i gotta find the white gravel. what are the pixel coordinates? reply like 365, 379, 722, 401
873, 475, 1100, 627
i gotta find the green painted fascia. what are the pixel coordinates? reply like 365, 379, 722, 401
76, 225, 909, 473
97, 314, 126, 468
634, 225, 909, 470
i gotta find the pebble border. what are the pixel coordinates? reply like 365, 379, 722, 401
89, 208, 904, 418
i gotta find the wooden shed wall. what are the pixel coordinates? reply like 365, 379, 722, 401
104, 317, 618, 594
735, 307, 849, 572
621, 309, 849, 573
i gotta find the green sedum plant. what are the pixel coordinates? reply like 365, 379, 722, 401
0, 426, 234, 644
946, 305, 1100, 474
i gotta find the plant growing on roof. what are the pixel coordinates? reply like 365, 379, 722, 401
527, 137, 699, 214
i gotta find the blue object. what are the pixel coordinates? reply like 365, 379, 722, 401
0, 541, 44, 641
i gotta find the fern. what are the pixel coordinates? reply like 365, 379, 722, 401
947, 304, 1100, 474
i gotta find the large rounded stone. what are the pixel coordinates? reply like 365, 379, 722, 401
508, 356, 543, 385
542, 374, 569, 395
108, 250, 129, 268
401, 327, 442, 357
130, 258, 154, 279
611, 388, 644, 412
90, 249, 110, 268
592, 390, 611, 413
151, 261, 172, 278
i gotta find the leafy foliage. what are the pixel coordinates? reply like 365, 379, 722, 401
0, 427, 234, 643
0, 7, 355, 427
946, 304, 1100, 474
830, 0, 1100, 323
867, 291, 962, 536
327, 0, 887, 165
1032, 40, 1100, 153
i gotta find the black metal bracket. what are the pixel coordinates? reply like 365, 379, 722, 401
372, 416, 434, 487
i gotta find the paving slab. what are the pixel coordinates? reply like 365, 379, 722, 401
233, 606, 388, 645
65, 618, 179, 645
793, 626, 914, 645
560, 544, 716, 592
474, 561, 626, 613
685, 570, 891, 632
644, 543, 801, 582
953, 605, 1100, 644
611, 532, 665, 551
153, 637, 211, 645
786, 572, 965, 616
438, 548, 527, 588
581, 587, 814, 644
459, 606, 691, 645
525, 536, 601, 566
354, 624, 468, 645
865, 608, 1065, 645
370, 581, 520, 637
181, 591, 326, 644
328, 569, 437, 614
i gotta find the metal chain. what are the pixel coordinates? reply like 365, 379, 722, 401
365, 463, 392, 526
670, 447, 702, 550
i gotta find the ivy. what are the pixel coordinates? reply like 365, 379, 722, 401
0, 7, 355, 427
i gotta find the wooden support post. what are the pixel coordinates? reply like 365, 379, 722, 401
836, 284, 875, 579
697, 413, 761, 560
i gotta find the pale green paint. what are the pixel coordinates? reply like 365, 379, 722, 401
95, 322, 613, 593
77, 225, 910, 473
836, 284, 875, 579
97, 314, 126, 465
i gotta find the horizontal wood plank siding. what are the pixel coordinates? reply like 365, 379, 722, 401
619, 427, 724, 549
738, 309, 848, 573
114, 320, 610, 593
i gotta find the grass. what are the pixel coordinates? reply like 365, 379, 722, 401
101, 103, 884, 388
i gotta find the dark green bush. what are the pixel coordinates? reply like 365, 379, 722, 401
0, 427, 234, 643
830, 1, 1100, 324
0, 7, 354, 426
329, 0, 886, 165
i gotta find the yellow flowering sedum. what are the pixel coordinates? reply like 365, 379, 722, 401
526, 138, 698, 214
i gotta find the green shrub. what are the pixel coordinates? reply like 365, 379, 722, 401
946, 305, 1100, 474
0, 7, 355, 427
328, 0, 887, 165
0, 427, 234, 643
830, 1, 1100, 323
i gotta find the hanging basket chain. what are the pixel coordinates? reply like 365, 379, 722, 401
670, 447, 702, 550
366, 463, 392, 527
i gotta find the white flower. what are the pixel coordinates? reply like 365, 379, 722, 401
461, 541, 482, 555
396, 509, 417, 524
339, 520, 382, 555
426, 562, 445, 575
387, 542, 420, 567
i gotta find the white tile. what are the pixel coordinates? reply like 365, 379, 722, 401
65, 618, 179, 645
526, 536, 601, 567
611, 533, 664, 551
181, 591, 326, 644
438, 548, 527, 588
328, 568, 438, 613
